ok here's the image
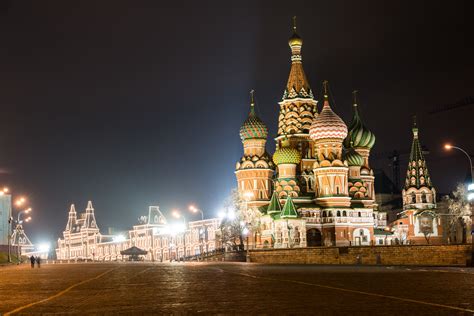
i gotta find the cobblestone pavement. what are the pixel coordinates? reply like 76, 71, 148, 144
1, 263, 473, 315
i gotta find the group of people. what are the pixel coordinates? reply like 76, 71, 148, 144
29, 255, 42, 268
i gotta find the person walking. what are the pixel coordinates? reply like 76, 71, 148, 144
36, 256, 41, 268
30, 255, 35, 268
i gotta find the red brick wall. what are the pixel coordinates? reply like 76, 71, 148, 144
249, 244, 472, 266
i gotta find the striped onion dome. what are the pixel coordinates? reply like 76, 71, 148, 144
346, 149, 364, 166
239, 95, 268, 141
310, 96, 348, 141
344, 102, 375, 149
273, 138, 301, 165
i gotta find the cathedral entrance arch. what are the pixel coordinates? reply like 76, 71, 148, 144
306, 228, 322, 247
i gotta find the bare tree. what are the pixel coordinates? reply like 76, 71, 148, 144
217, 189, 262, 251
444, 184, 472, 243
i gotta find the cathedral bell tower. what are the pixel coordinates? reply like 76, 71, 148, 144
399, 118, 442, 244
235, 91, 275, 207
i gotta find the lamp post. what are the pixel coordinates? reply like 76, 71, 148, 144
242, 191, 254, 259
171, 210, 186, 261
189, 205, 206, 256
445, 143, 474, 266
8, 195, 30, 263
13, 209, 32, 263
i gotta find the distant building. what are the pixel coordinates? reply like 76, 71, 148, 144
56, 202, 220, 261
0, 194, 11, 245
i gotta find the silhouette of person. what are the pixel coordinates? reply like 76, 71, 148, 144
30, 255, 35, 268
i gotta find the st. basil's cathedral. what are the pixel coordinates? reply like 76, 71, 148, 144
235, 21, 443, 248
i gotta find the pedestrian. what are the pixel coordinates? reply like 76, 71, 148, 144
30, 255, 35, 268
36, 256, 41, 268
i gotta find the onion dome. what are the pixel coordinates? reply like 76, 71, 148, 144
309, 81, 348, 141
273, 138, 301, 165
346, 148, 364, 166
239, 90, 268, 141
344, 90, 376, 149
288, 16, 303, 50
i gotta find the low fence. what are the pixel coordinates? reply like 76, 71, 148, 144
249, 244, 472, 266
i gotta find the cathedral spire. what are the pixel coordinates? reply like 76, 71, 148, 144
283, 16, 312, 100
323, 80, 329, 101
404, 118, 432, 189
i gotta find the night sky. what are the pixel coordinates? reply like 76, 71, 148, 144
1, 1, 473, 244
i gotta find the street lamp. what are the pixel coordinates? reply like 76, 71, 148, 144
444, 144, 474, 186
188, 205, 204, 221
445, 143, 474, 266
15, 197, 26, 207
12, 208, 32, 264
171, 210, 186, 261
189, 205, 206, 256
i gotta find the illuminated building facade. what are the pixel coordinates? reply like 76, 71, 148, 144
235, 21, 388, 248
0, 194, 11, 245
56, 202, 220, 261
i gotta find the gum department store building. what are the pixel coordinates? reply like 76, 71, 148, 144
56, 23, 443, 261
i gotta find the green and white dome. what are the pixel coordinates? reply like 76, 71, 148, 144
239, 96, 268, 141
346, 149, 364, 166
344, 102, 375, 149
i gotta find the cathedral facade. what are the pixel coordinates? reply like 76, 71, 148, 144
235, 23, 388, 248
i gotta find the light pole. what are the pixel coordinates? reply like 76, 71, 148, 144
242, 191, 254, 256
445, 143, 474, 266
12, 208, 32, 263
8, 195, 29, 263
189, 205, 206, 255
171, 210, 186, 260
445, 144, 473, 182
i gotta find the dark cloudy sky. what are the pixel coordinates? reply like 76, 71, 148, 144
1, 1, 473, 243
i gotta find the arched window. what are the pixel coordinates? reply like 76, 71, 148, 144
358, 212, 361, 217
322, 211, 327, 217
337, 211, 341, 217
342, 211, 347, 217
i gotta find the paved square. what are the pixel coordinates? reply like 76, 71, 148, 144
1, 263, 473, 315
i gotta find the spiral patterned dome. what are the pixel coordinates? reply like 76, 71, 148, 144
346, 149, 364, 166
310, 98, 348, 141
273, 139, 301, 165
239, 104, 268, 141
344, 104, 376, 149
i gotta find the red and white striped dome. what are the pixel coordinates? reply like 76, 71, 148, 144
310, 98, 348, 141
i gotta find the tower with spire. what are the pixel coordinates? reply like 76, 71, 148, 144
395, 118, 443, 244
235, 90, 275, 206
277, 17, 318, 195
